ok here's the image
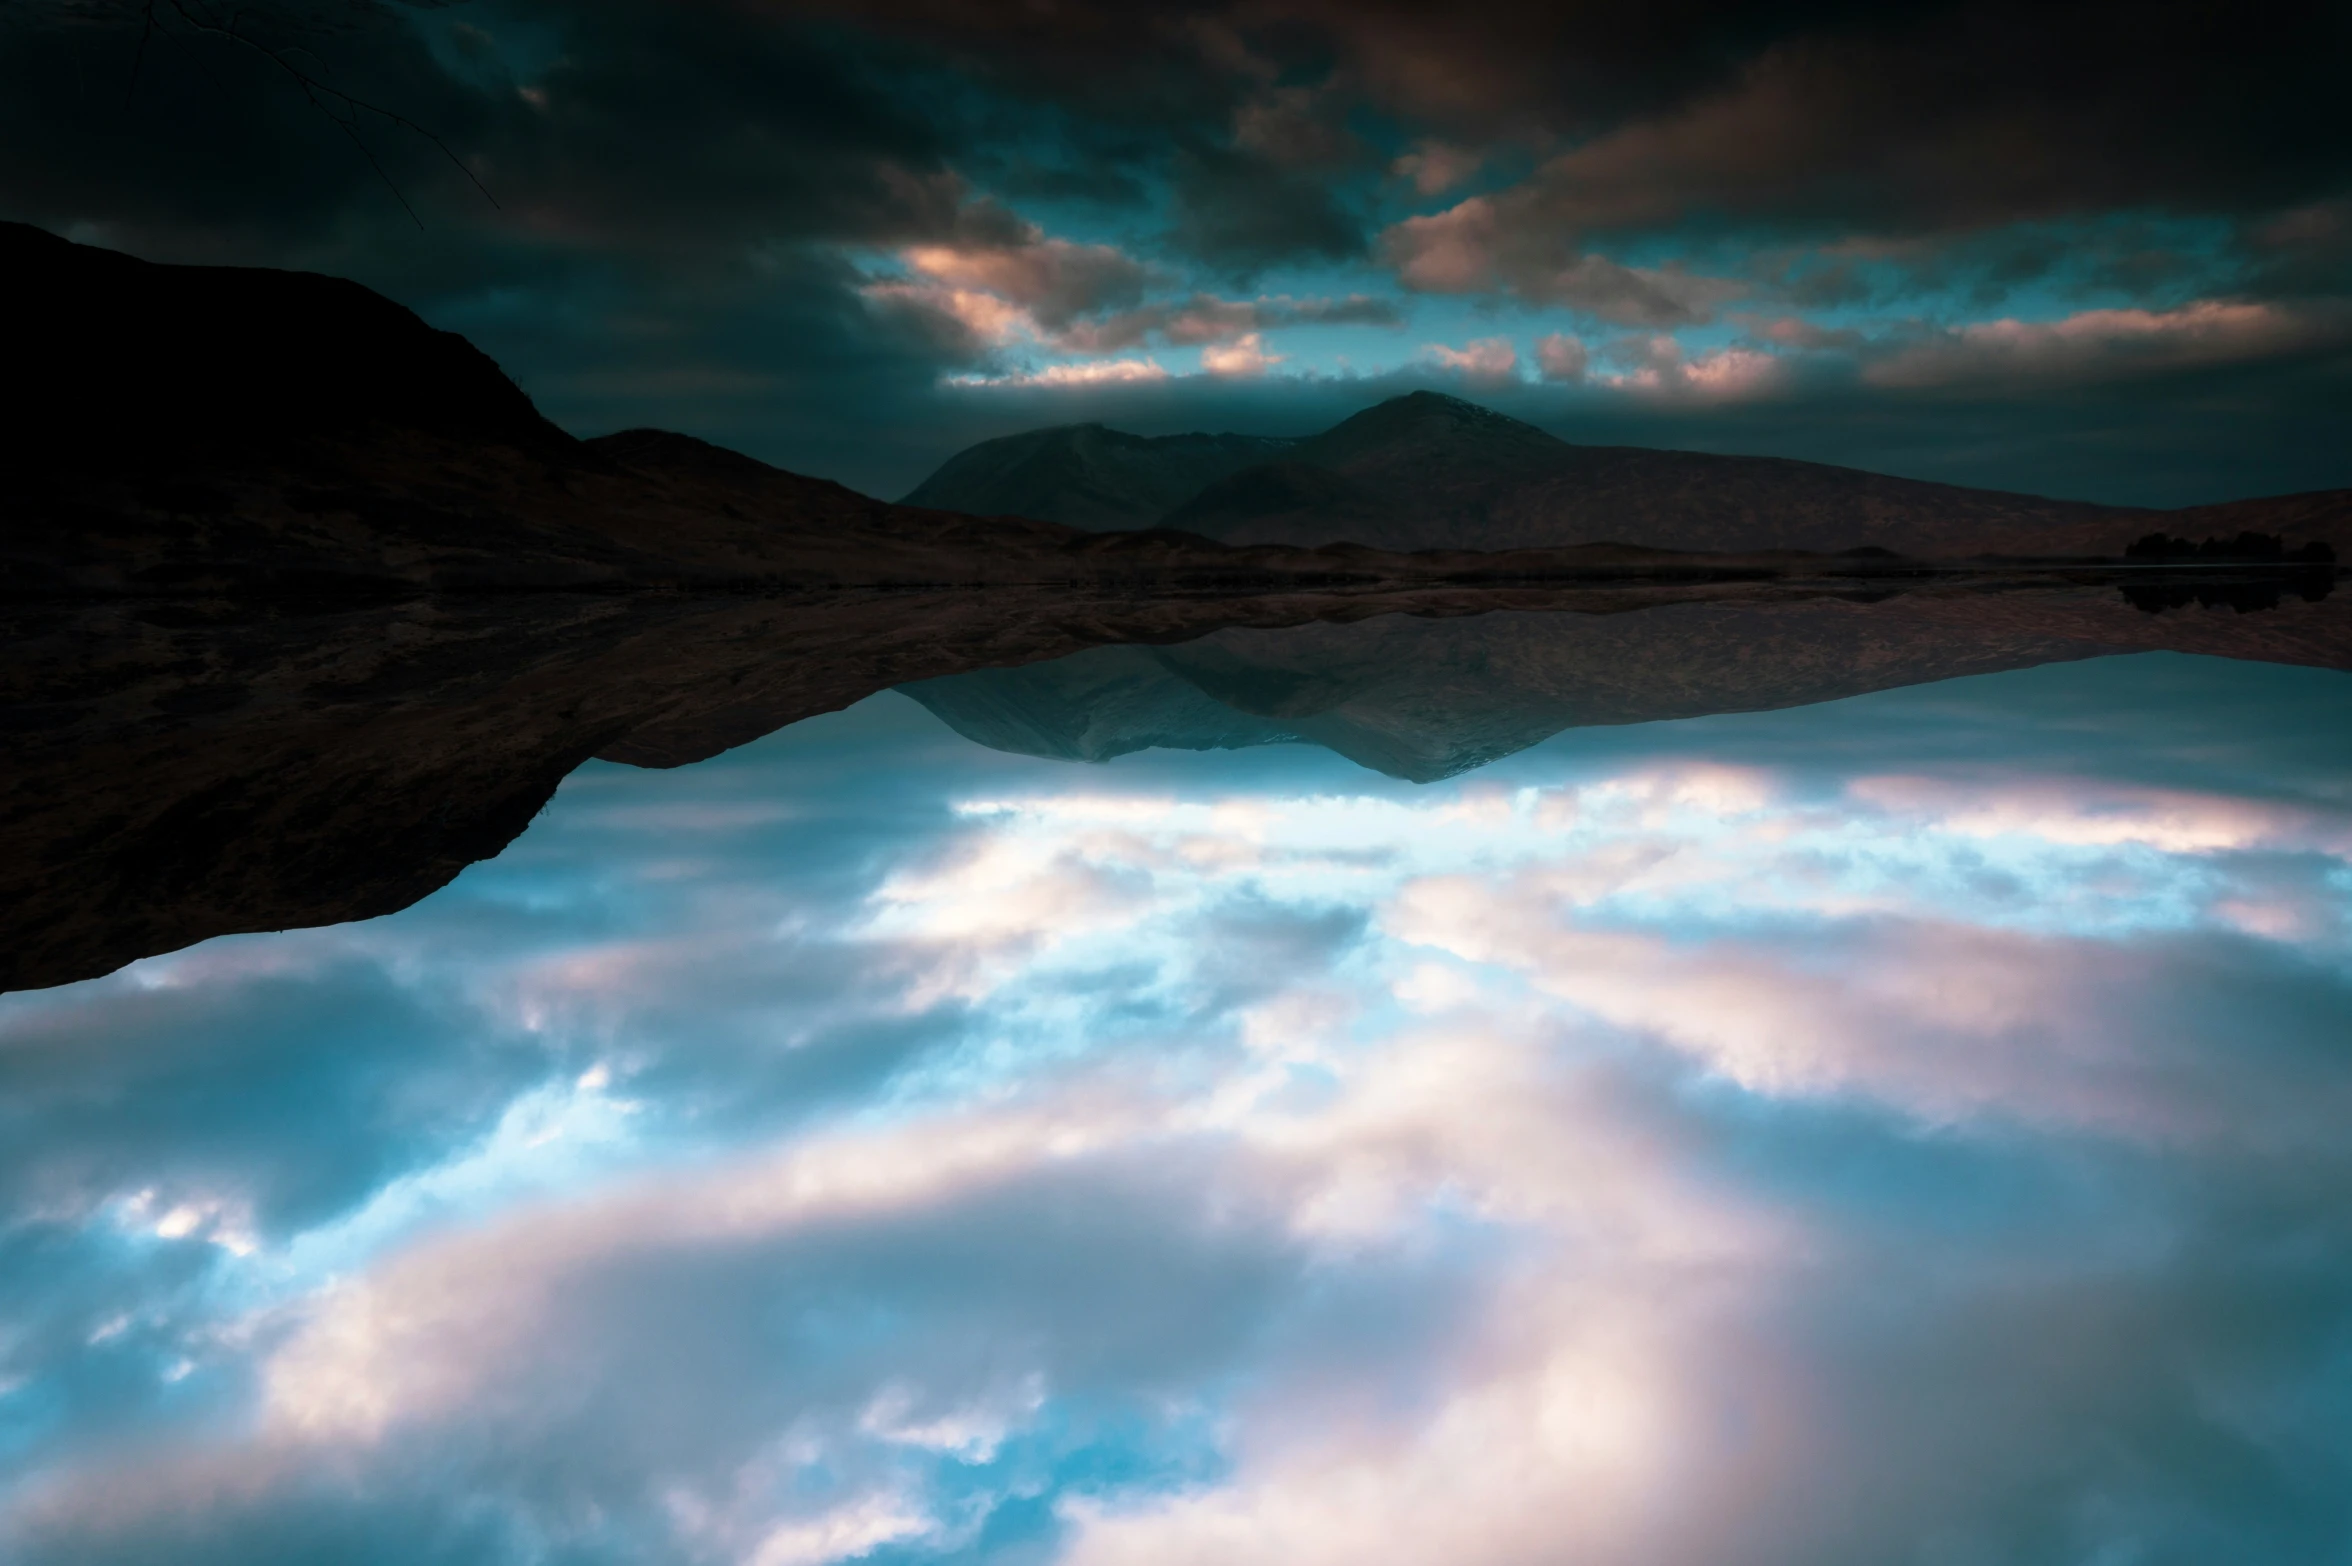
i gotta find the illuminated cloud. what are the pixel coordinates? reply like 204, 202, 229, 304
1533, 331, 1587, 381
947, 358, 1172, 387
1593, 334, 1783, 400
1200, 332, 1284, 376
1383, 199, 1746, 324
871, 230, 1401, 380
1062, 293, 1404, 352
901, 237, 1152, 331
1863, 300, 2321, 388
1424, 336, 1519, 382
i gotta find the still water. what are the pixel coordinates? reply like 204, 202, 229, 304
5, 648, 2351, 1564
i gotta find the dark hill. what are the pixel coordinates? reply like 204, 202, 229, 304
3, 221, 568, 465
911, 390, 2352, 559
1146, 391, 2158, 556
1162, 392, 1576, 549
0, 224, 1477, 598
900, 421, 1297, 529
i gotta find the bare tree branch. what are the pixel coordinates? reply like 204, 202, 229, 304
117, 0, 501, 225
122, 0, 158, 108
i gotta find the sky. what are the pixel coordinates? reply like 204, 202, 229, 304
5, 0, 2350, 504
4, 650, 2352, 1564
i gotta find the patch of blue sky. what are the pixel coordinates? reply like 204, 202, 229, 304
249, 1064, 649, 1303
849, 1396, 1234, 1565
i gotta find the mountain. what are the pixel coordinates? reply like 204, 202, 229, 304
900, 422, 1299, 529
902, 582, 2352, 784
1, 223, 1455, 600
1159, 393, 1594, 551
6, 223, 1940, 602
909, 390, 2352, 559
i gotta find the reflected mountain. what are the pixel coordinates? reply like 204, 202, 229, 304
904, 583, 2352, 782
9, 577, 2344, 993
0, 584, 1537, 995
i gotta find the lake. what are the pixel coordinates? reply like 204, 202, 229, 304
5, 643, 2350, 1565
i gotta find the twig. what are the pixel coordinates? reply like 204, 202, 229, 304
123, 0, 157, 109
126, 0, 503, 223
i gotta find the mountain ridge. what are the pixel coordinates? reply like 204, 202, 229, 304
905, 390, 2352, 559
901, 422, 1300, 531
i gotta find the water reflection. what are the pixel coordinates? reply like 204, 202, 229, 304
4, 651, 2351, 1564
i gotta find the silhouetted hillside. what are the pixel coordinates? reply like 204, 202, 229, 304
911, 391, 2352, 559
1, 225, 1707, 599
4, 221, 569, 465
901, 422, 1297, 528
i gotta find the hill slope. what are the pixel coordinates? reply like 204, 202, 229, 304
910, 391, 2352, 559
900, 422, 1297, 529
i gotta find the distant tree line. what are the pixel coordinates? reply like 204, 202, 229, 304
2123, 530, 2337, 564
2122, 578, 2335, 614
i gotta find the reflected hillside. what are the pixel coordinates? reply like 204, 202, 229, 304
12, 576, 2344, 994
906, 580, 2352, 783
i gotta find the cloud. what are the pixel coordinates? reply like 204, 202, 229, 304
1383, 200, 1746, 322
1200, 332, 1284, 376
1424, 336, 1519, 382
1230, 84, 1361, 167
1533, 331, 1587, 381
861, 228, 1158, 359
11, 670, 2352, 1563
869, 229, 1403, 382
901, 235, 1153, 329
1592, 334, 1784, 400
1862, 299, 2331, 389
1057, 292, 1405, 353
1351, 3, 2352, 245
1730, 312, 1866, 350
1168, 143, 1366, 273
1389, 140, 1480, 196
948, 358, 1171, 387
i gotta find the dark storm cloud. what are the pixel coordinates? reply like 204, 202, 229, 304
1353, 0, 2352, 301
4, 0, 982, 251
1166, 143, 1366, 275
819, 0, 2351, 245
5, 0, 2348, 500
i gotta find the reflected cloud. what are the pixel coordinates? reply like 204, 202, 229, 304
5, 656, 2352, 1564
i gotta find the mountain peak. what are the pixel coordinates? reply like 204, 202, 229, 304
1303, 391, 1569, 463
901, 420, 1300, 529
1288, 390, 1572, 493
